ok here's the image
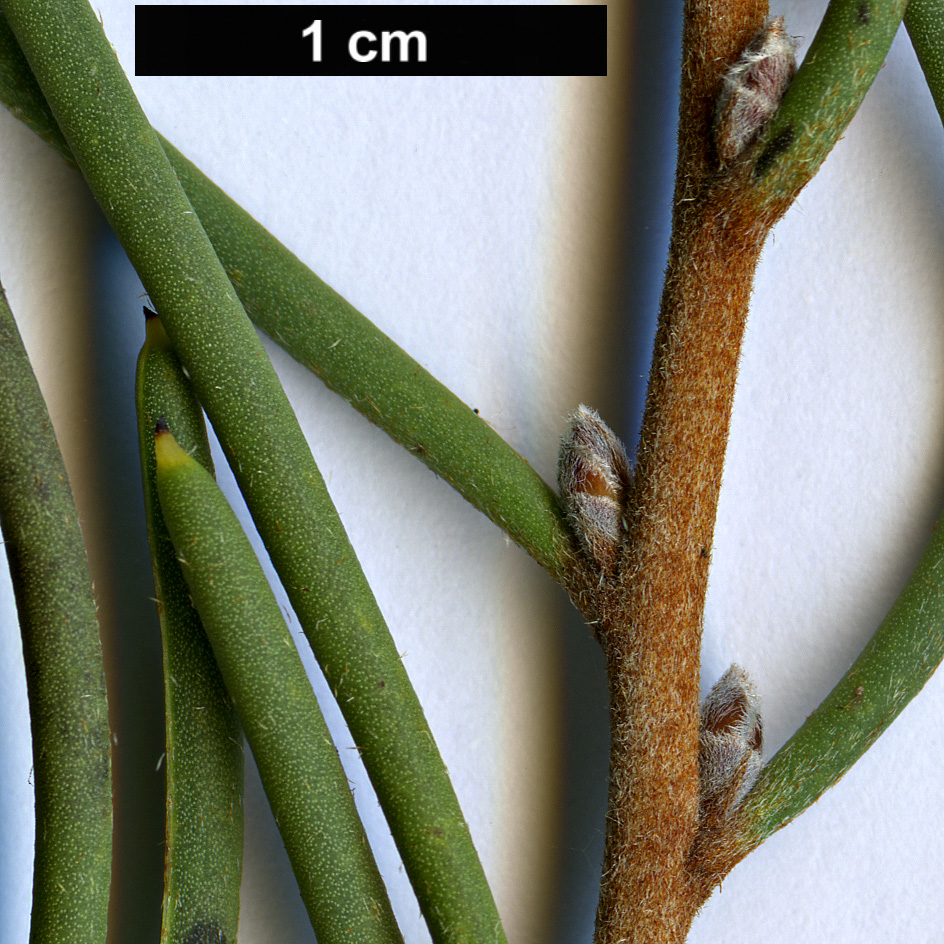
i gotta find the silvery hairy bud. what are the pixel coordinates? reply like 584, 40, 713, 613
558, 405, 631, 571
714, 16, 798, 166
699, 664, 763, 819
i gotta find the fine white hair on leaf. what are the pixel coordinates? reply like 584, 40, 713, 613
557, 404, 632, 571
714, 15, 799, 166
699, 664, 764, 818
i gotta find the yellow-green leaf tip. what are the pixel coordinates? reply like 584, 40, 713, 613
154, 419, 192, 471
144, 306, 173, 350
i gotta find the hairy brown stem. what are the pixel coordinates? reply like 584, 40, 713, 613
575, 0, 899, 929
675, 0, 769, 198
569, 0, 904, 934
593, 186, 770, 943
588, 2, 776, 940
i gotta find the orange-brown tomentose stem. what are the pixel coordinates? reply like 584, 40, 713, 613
592, 184, 771, 942
675, 0, 769, 203
585, 4, 775, 939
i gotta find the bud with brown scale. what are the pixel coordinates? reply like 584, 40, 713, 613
714, 16, 798, 167
558, 405, 631, 571
699, 664, 763, 819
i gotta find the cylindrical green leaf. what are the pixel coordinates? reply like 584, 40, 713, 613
162, 139, 568, 580
737, 509, 944, 846
0, 280, 111, 944
0, 6, 509, 941
753, 0, 908, 200
0, 9, 569, 581
905, 0, 944, 129
154, 423, 403, 944
135, 312, 243, 944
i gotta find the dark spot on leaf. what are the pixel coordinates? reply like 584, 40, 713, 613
183, 920, 227, 944
754, 125, 796, 177
857, 1, 870, 24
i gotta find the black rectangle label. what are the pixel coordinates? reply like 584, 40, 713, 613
135, 4, 606, 76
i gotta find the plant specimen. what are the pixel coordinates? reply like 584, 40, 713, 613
0, 1, 942, 943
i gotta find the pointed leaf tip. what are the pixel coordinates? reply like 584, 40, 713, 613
154, 421, 192, 472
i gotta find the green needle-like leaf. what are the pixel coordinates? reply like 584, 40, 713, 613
0, 3, 509, 940
752, 0, 908, 203
135, 313, 243, 944
0, 278, 111, 944
735, 507, 944, 850
0, 8, 570, 582
166, 137, 570, 580
155, 423, 402, 944
905, 0, 944, 129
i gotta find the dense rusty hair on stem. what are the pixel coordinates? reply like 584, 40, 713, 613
674, 0, 770, 199
589, 4, 786, 941
590, 179, 773, 940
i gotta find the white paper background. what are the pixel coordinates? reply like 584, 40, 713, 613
0, 2, 942, 942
